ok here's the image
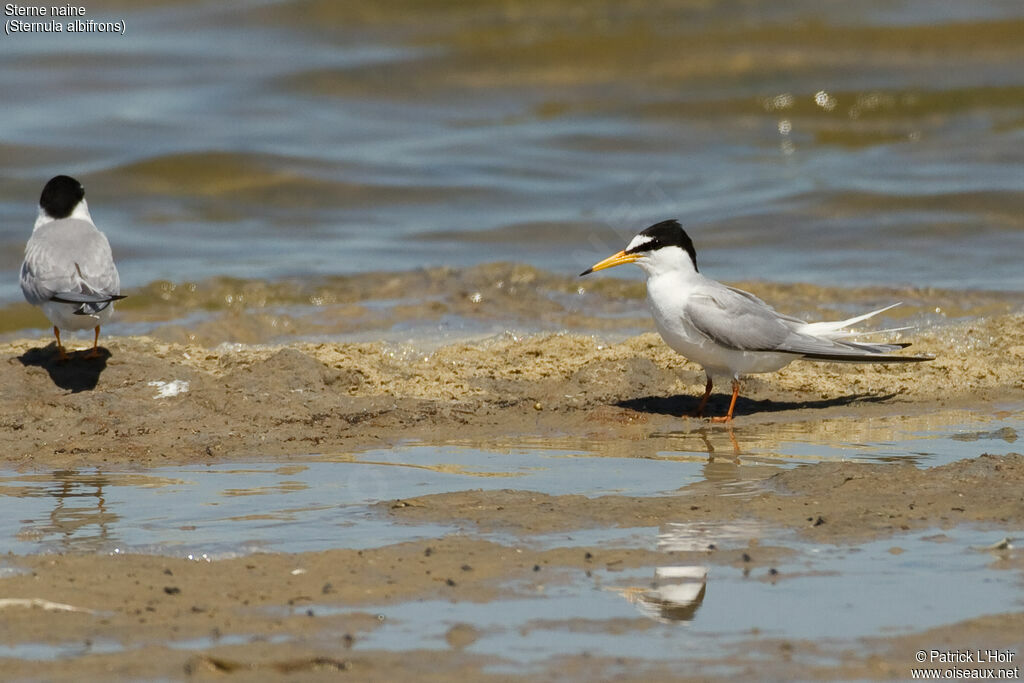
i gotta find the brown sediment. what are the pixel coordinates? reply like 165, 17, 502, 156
0, 513, 1019, 681
0, 536, 666, 680
1, 304, 1022, 468
381, 453, 1024, 541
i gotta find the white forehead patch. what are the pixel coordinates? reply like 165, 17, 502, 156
626, 234, 654, 252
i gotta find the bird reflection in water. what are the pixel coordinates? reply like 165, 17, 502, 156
651, 424, 744, 484
18, 469, 118, 552
612, 565, 709, 624
612, 517, 767, 624
694, 426, 742, 484
653, 424, 741, 463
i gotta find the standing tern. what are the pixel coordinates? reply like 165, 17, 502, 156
20, 175, 125, 360
580, 220, 932, 422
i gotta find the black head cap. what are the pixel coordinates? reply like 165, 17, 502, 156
39, 175, 85, 220
627, 219, 698, 271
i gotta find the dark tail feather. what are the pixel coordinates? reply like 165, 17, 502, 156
798, 352, 933, 363
49, 292, 127, 315
50, 291, 126, 305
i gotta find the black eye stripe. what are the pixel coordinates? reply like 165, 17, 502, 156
627, 238, 659, 253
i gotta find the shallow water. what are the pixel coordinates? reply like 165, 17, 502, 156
2, 0, 1023, 305
0, 411, 1019, 557
360, 527, 1019, 673
0, 411, 1020, 668
0, 515, 1018, 670
2, 519, 1015, 667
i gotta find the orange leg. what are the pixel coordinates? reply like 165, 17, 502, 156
690, 376, 713, 418
726, 424, 740, 456
711, 380, 740, 423
84, 326, 102, 359
53, 326, 69, 361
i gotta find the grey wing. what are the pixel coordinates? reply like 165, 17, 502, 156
684, 287, 794, 351
19, 257, 52, 307
20, 220, 121, 307
686, 286, 921, 360
724, 285, 805, 324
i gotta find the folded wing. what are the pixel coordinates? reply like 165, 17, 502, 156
21, 218, 123, 313
684, 287, 931, 363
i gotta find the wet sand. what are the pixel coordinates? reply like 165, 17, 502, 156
2, 270, 1023, 679
2, 303, 1022, 469
1, 466, 1021, 680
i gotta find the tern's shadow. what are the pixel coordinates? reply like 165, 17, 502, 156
617, 392, 899, 419
18, 344, 111, 393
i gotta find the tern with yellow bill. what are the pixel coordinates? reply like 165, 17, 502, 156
580, 220, 932, 422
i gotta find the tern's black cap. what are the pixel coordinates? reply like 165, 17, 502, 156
39, 175, 85, 220
627, 219, 698, 271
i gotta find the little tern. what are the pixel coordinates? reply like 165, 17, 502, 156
581, 220, 932, 421
20, 175, 125, 360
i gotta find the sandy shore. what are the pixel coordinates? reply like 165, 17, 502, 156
2, 269, 1022, 679
2, 307, 1022, 468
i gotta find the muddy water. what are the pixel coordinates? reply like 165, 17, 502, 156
1, 413, 1020, 557
1, 0, 1023, 300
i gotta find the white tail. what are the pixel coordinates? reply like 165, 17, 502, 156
800, 303, 903, 340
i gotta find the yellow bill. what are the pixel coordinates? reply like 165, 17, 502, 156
580, 250, 638, 276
